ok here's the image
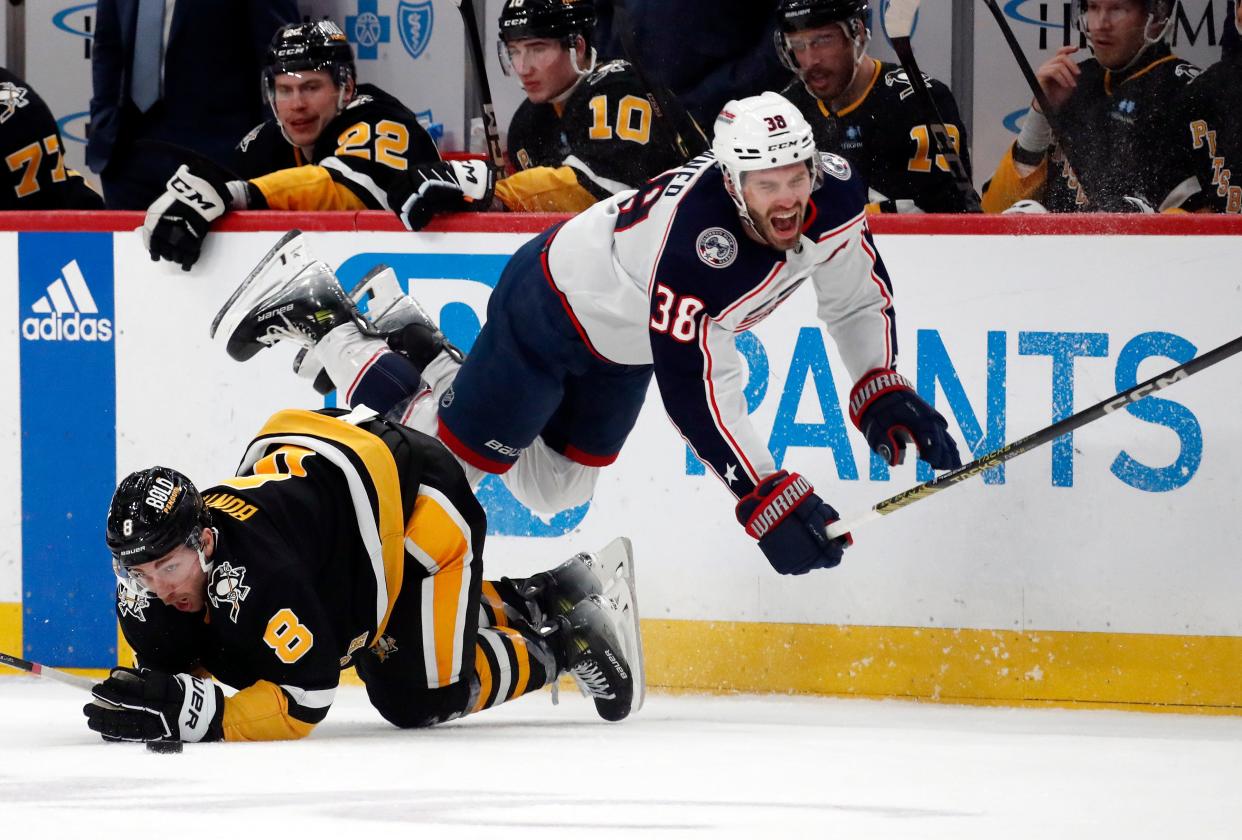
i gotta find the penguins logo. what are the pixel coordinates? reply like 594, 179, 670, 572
208, 561, 251, 623
117, 584, 151, 622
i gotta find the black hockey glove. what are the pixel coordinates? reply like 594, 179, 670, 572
83, 667, 224, 743
735, 470, 852, 575
850, 368, 962, 470
143, 163, 237, 271
388, 160, 496, 231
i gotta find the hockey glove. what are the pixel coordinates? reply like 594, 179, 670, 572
83, 667, 224, 743
849, 368, 962, 470
143, 163, 238, 271
388, 160, 496, 231
735, 470, 852, 575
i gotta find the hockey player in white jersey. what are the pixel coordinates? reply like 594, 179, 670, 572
215, 91, 961, 575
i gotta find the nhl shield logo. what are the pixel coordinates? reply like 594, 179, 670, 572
398, 1, 435, 59
696, 228, 737, 269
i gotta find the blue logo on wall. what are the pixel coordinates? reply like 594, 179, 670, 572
18, 232, 117, 666
398, 1, 435, 59
347, 0, 392, 60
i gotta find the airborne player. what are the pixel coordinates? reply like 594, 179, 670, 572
213, 93, 962, 578
140, 20, 492, 271
84, 409, 642, 744
775, 0, 979, 213
492, 0, 684, 212
982, 0, 1200, 213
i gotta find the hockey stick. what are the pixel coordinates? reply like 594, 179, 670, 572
611, 0, 709, 160
0, 649, 100, 693
979, 0, 1101, 208
825, 331, 1242, 539
451, 0, 505, 170
883, 0, 980, 212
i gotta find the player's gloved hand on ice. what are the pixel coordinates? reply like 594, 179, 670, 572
83, 667, 224, 743
735, 470, 852, 575
388, 160, 496, 231
850, 368, 962, 470
143, 163, 237, 271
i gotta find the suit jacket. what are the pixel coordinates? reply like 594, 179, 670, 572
87, 0, 298, 174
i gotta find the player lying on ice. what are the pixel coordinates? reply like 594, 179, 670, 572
212, 91, 962, 582
83, 409, 642, 744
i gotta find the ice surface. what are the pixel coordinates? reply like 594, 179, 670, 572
2, 678, 1240, 838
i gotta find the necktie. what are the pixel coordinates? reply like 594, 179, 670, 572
130, 0, 166, 112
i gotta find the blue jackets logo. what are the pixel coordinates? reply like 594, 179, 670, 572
398, 1, 435, 60
22, 259, 113, 341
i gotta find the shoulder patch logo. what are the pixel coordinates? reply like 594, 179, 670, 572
696, 227, 738, 268
238, 123, 263, 152
117, 584, 151, 623
208, 561, 251, 624
820, 152, 851, 181
1175, 63, 1200, 81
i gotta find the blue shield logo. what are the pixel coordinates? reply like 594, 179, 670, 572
398, 1, 435, 59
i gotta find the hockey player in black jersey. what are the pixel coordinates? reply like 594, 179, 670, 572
215, 93, 962, 579
492, 0, 683, 212
775, 0, 978, 213
0, 68, 102, 210
83, 410, 643, 744
141, 20, 493, 271
982, 0, 1200, 213
1173, 3, 1242, 213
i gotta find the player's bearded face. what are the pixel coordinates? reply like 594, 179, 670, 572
1083, 0, 1152, 69
787, 24, 857, 101
127, 543, 208, 613
505, 37, 582, 103
742, 162, 814, 251
273, 70, 345, 149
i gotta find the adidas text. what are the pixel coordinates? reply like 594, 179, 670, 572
22, 312, 113, 341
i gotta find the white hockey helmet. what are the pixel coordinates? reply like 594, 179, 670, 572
712, 92, 821, 226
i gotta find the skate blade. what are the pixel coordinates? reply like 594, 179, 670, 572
210, 229, 314, 344
598, 538, 644, 715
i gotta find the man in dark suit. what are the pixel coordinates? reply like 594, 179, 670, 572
87, 0, 298, 209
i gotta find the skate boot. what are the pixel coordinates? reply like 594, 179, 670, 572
517, 536, 638, 625
211, 230, 373, 362
293, 263, 462, 394
547, 590, 645, 722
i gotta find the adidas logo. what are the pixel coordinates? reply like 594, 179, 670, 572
21, 259, 113, 342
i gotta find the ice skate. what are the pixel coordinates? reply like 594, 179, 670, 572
211, 229, 373, 362
293, 263, 461, 394
548, 589, 645, 722
518, 536, 638, 625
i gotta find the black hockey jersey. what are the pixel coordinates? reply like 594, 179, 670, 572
496, 60, 684, 212
983, 45, 1200, 212
0, 68, 102, 210
781, 61, 979, 213
116, 409, 486, 741
232, 83, 440, 211
1175, 53, 1242, 213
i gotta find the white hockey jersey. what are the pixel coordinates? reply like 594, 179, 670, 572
542, 152, 899, 498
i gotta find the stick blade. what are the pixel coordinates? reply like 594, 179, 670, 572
884, 0, 921, 39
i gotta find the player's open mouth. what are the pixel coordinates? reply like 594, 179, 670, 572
171, 596, 193, 611
770, 209, 801, 236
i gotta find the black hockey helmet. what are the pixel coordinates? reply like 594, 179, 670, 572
498, 0, 596, 45
262, 20, 356, 102
106, 466, 211, 571
775, 0, 870, 74
777, 0, 868, 33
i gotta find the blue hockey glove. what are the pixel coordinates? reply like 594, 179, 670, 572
735, 471, 852, 575
849, 369, 962, 470
84, 667, 224, 743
